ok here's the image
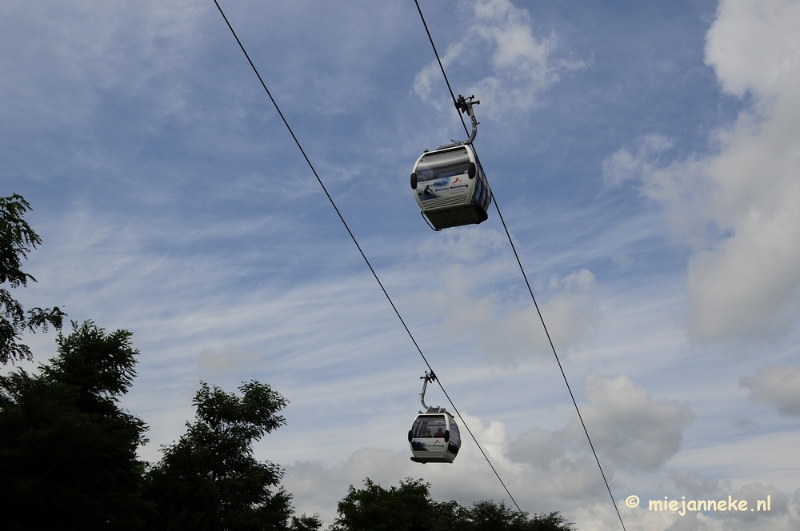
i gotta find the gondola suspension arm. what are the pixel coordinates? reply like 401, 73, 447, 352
420, 371, 436, 410
455, 94, 480, 145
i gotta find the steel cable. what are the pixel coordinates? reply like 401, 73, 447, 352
412, 1, 628, 529
212, 0, 524, 515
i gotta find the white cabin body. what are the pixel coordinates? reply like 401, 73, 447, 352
408, 410, 462, 463
410, 144, 492, 230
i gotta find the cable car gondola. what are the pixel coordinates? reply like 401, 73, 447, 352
408, 371, 461, 463
410, 95, 493, 231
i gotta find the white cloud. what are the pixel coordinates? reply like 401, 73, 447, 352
602, 135, 676, 188
0, 0, 207, 131
284, 410, 609, 527
197, 345, 268, 388
715, 484, 788, 525
741, 365, 800, 417
419, 267, 600, 365
705, 0, 800, 100
602, 137, 713, 248
603, 0, 800, 343
413, 40, 466, 108
416, 226, 507, 263
283, 449, 413, 525
8, 2, 800, 528
413, 0, 583, 117
284, 374, 697, 527
586, 484, 800, 531
570, 501, 678, 531
670, 470, 731, 500
566, 375, 695, 471
507, 426, 565, 468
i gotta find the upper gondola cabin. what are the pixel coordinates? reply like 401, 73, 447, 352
410, 143, 492, 230
409, 95, 492, 231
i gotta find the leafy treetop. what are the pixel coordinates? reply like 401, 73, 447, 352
0, 320, 150, 529
0, 194, 40, 287
144, 381, 307, 531
0, 194, 65, 364
331, 478, 576, 531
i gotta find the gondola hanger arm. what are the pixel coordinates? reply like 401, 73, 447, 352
455, 95, 480, 145
420, 371, 436, 410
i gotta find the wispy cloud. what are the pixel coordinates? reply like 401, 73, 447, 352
4, 1, 800, 529
413, 0, 584, 117
740, 365, 800, 418
603, 0, 800, 343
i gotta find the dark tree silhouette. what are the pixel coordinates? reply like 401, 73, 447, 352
0, 194, 65, 364
459, 500, 575, 531
145, 381, 318, 530
0, 321, 151, 529
330, 478, 447, 531
330, 478, 575, 531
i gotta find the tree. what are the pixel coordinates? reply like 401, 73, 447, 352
290, 514, 324, 531
330, 478, 575, 531
0, 194, 65, 364
145, 381, 316, 531
330, 478, 450, 531
0, 320, 151, 529
459, 501, 575, 531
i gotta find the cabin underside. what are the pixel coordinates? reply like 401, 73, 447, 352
424, 203, 489, 230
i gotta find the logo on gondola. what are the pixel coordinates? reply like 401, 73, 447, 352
453, 177, 461, 184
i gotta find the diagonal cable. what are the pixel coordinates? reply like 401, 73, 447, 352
212, 0, 522, 514
412, 1, 627, 529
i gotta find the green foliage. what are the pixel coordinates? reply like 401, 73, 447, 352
458, 501, 574, 531
290, 514, 324, 531
0, 194, 39, 288
0, 194, 575, 530
0, 320, 150, 529
0, 194, 65, 364
145, 381, 300, 531
331, 478, 448, 531
47, 320, 140, 401
330, 478, 576, 531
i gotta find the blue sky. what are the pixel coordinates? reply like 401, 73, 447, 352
3, 0, 800, 529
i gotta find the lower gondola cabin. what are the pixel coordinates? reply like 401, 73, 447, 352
408, 410, 461, 463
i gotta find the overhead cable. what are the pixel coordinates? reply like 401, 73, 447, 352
412, 1, 628, 529
212, 0, 523, 515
